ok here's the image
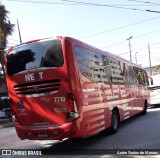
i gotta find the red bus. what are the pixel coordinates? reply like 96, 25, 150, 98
5, 36, 149, 140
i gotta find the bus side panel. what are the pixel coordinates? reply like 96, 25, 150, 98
64, 37, 149, 138
71, 42, 112, 136
81, 81, 107, 136
63, 37, 84, 138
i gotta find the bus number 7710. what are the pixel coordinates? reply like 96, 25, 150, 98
5, 36, 149, 140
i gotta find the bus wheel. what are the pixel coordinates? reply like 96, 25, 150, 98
142, 102, 147, 115
110, 110, 119, 134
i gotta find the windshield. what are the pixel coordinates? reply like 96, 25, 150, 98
7, 39, 64, 76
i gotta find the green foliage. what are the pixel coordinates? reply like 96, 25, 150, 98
0, 4, 14, 50
0, 5, 14, 82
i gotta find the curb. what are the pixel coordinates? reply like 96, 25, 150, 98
0, 118, 14, 129
0, 123, 14, 129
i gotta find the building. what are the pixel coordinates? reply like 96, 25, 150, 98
144, 66, 160, 76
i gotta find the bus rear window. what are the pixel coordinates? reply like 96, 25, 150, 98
7, 39, 64, 76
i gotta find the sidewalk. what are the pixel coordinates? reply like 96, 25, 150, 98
0, 118, 14, 129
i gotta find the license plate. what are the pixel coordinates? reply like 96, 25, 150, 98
36, 132, 48, 138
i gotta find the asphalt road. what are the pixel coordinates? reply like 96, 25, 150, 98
0, 106, 160, 158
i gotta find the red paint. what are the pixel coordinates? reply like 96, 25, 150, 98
5, 36, 149, 140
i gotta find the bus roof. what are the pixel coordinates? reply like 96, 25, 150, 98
65, 36, 144, 70
8, 36, 144, 70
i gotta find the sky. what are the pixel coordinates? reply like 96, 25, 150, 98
2, 0, 160, 68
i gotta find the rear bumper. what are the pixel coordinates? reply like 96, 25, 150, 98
15, 122, 78, 140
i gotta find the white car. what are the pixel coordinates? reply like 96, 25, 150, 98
148, 85, 160, 105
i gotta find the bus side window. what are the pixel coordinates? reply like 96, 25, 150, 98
143, 70, 148, 86
91, 53, 101, 82
124, 64, 130, 85
128, 66, 136, 85
102, 55, 111, 83
109, 58, 125, 84
133, 67, 139, 85
134, 67, 146, 86
119, 61, 126, 84
74, 47, 92, 79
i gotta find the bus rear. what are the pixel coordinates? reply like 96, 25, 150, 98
5, 38, 80, 140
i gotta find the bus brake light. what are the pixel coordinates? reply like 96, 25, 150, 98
67, 93, 79, 121
67, 93, 75, 112
68, 100, 75, 112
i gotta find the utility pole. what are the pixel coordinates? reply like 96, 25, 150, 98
17, 19, 22, 43
126, 36, 133, 62
148, 43, 152, 76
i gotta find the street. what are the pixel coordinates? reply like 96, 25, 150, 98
0, 106, 160, 158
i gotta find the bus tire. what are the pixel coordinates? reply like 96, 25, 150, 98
142, 102, 147, 115
110, 110, 119, 134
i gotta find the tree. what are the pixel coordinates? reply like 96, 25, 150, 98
0, 4, 14, 76
0, 5, 14, 50
0, 5, 14, 97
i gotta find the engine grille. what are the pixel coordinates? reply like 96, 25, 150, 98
14, 79, 61, 96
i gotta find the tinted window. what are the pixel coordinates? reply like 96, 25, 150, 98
134, 67, 146, 85
74, 46, 111, 83
128, 65, 137, 85
7, 39, 64, 76
109, 58, 125, 84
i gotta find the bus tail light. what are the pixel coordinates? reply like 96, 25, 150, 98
67, 93, 79, 121
9, 98, 18, 124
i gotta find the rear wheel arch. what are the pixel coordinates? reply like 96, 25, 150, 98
142, 100, 148, 115
110, 107, 120, 134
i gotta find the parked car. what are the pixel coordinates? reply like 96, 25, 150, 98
0, 96, 11, 119
148, 85, 160, 105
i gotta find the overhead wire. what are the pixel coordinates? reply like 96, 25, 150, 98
5, 0, 152, 12
62, 0, 160, 15
128, 0, 160, 13
6, 0, 160, 41
133, 44, 160, 52
5, 0, 160, 60
80, 16, 160, 39
102, 28, 160, 49
128, 0, 160, 6
5, 0, 67, 5
61, 0, 153, 11
5, 0, 159, 6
